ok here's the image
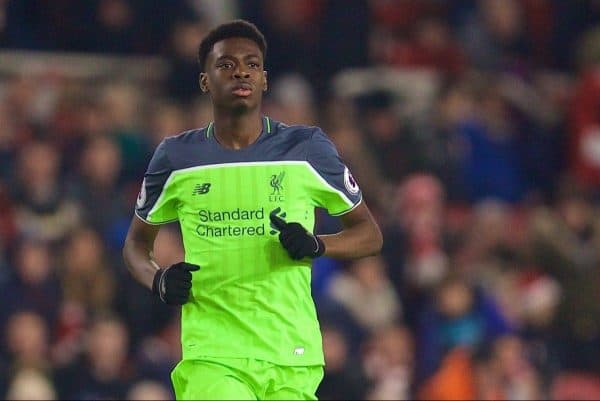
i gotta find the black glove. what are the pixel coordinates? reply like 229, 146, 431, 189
152, 262, 200, 305
270, 209, 325, 260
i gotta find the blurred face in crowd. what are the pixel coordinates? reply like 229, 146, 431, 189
364, 325, 414, 378
6, 311, 49, 366
482, 0, 523, 43
493, 335, 525, 375
80, 136, 122, 188
559, 196, 593, 235
172, 21, 207, 60
102, 83, 139, 129
437, 278, 474, 319
367, 107, 400, 143
396, 174, 444, 237
149, 102, 188, 145
350, 255, 389, 290
98, 0, 132, 31
438, 85, 475, 127
415, 18, 450, 51
267, 74, 316, 126
65, 227, 104, 273
19, 141, 60, 188
86, 318, 128, 376
16, 239, 52, 285
200, 37, 268, 113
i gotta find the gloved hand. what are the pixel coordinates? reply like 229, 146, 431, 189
270, 209, 325, 260
152, 262, 200, 305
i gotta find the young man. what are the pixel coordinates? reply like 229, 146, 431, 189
123, 20, 382, 400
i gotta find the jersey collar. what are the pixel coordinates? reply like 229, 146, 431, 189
205, 116, 272, 139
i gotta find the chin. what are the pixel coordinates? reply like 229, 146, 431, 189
230, 99, 257, 113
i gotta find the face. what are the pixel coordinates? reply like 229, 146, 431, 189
200, 37, 267, 112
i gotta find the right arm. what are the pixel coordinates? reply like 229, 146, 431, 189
123, 139, 198, 305
124, 139, 173, 290
122, 216, 161, 290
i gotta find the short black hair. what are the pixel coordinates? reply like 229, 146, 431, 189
198, 19, 267, 72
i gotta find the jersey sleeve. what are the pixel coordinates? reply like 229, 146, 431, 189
305, 128, 362, 216
135, 139, 179, 224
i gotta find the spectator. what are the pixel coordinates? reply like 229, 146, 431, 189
127, 379, 173, 400
316, 325, 369, 400
11, 140, 82, 243
453, 81, 527, 203
378, 16, 467, 78
327, 255, 401, 332
322, 96, 393, 217
568, 30, 600, 187
101, 81, 148, 181
4, 367, 57, 400
70, 135, 130, 250
59, 227, 116, 314
165, 18, 207, 105
382, 174, 449, 326
4, 311, 51, 372
458, 0, 532, 71
528, 180, 600, 372
357, 90, 432, 183
55, 315, 132, 399
240, 0, 322, 82
417, 347, 476, 400
415, 273, 512, 384
265, 73, 317, 126
0, 238, 60, 334
363, 324, 415, 400
146, 100, 190, 147
91, 0, 136, 53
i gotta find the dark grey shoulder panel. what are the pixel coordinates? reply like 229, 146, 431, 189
257, 122, 314, 162
135, 138, 173, 220
306, 128, 362, 206
163, 128, 210, 169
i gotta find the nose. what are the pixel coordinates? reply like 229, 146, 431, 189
233, 66, 250, 79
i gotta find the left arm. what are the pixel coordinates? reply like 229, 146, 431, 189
319, 201, 382, 259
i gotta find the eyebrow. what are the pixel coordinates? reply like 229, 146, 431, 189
214, 53, 261, 62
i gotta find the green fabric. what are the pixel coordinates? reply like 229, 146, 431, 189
147, 161, 354, 366
171, 357, 323, 400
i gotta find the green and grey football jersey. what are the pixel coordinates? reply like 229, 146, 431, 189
135, 116, 361, 366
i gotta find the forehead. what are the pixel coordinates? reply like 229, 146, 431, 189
210, 37, 262, 60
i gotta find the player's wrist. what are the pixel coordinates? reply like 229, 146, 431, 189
152, 268, 165, 299
313, 235, 325, 258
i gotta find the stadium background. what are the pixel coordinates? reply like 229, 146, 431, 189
1, 0, 600, 399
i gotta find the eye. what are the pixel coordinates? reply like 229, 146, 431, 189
248, 62, 260, 69
217, 62, 233, 69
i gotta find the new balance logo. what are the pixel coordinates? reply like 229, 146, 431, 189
192, 183, 211, 195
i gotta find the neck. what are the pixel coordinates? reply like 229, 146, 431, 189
212, 107, 263, 150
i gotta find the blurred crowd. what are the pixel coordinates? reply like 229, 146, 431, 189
1, 0, 600, 399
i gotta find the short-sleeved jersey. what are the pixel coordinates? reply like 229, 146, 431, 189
135, 116, 362, 366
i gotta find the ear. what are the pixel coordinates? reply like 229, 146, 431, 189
263, 70, 268, 92
199, 73, 209, 93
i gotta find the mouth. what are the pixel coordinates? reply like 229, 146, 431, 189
231, 83, 253, 97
